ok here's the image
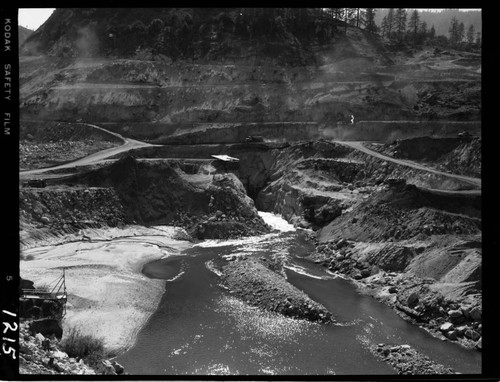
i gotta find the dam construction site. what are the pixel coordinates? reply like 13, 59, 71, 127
14, 8, 484, 377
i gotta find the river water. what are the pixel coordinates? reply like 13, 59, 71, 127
116, 212, 481, 376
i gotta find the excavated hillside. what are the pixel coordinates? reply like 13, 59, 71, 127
310, 182, 482, 349
20, 8, 481, 143
255, 140, 479, 228
367, 136, 481, 178
20, 121, 123, 170
48, 156, 271, 239
19, 8, 482, 367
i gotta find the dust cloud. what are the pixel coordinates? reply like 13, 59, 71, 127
76, 24, 99, 57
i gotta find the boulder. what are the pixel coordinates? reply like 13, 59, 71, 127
51, 350, 68, 359
444, 330, 458, 340
440, 322, 454, 332
361, 269, 371, 278
465, 329, 480, 341
34, 333, 45, 344
19, 343, 33, 355
407, 292, 419, 307
469, 306, 482, 321
388, 286, 398, 294
112, 361, 125, 375
97, 360, 117, 375
54, 362, 66, 373
448, 309, 463, 318
337, 239, 349, 249
455, 326, 468, 336
461, 306, 471, 318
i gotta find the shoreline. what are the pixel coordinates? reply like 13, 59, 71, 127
318, 258, 482, 352
20, 225, 193, 355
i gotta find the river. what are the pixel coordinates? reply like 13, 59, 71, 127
116, 212, 481, 375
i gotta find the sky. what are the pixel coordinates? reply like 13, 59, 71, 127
18, 8, 55, 30
17, 8, 482, 32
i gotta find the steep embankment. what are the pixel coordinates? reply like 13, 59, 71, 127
50, 156, 271, 239
318, 183, 480, 242
311, 183, 482, 349
367, 136, 481, 178
108, 142, 280, 199
20, 186, 126, 249
256, 140, 479, 229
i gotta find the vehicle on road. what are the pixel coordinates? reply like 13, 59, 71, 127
244, 136, 265, 143
457, 131, 473, 139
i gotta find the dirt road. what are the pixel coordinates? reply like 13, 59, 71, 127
20, 123, 160, 178
336, 140, 481, 190
19, 122, 481, 196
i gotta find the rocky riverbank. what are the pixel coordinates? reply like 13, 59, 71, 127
310, 236, 482, 351
305, 178, 482, 352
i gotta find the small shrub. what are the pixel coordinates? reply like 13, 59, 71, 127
60, 327, 105, 364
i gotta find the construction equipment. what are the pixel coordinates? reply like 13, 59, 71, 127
244, 136, 265, 143
20, 269, 67, 319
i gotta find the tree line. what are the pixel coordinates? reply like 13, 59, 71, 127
322, 8, 480, 51
378, 9, 480, 50
98, 8, 482, 60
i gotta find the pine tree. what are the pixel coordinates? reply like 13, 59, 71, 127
331, 8, 344, 20
408, 9, 420, 43
475, 31, 481, 47
354, 8, 367, 29
343, 8, 357, 33
466, 24, 475, 45
364, 8, 377, 33
381, 15, 389, 37
448, 16, 460, 46
458, 22, 465, 44
429, 25, 436, 40
386, 8, 395, 39
408, 10, 419, 36
418, 21, 428, 44
395, 8, 407, 41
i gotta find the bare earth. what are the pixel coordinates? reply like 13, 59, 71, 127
20, 225, 193, 354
